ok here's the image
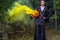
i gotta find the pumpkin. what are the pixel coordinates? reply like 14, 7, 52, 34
31, 10, 39, 18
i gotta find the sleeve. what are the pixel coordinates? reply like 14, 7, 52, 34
44, 7, 50, 22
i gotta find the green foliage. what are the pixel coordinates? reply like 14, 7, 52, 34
0, 0, 60, 40
50, 14, 57, 20
0, 0, 15, 21
55, 0, 60, 10
0, 0, 35, 39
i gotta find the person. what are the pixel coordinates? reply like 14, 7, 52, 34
33, 0, 50, 40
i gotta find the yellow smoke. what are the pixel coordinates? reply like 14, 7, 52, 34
8, 2, 35, 17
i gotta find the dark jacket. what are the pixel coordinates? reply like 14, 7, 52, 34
36, 6, 50, 25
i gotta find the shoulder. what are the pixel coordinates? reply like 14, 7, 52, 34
35, 6, 40, 11
44, 6, 49, 11
45, 6, 48, 9
36, 6, 40, 9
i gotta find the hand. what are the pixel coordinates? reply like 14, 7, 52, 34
43, 17, 46, 19
31, 14, 34, 17
31, 14, 37, 18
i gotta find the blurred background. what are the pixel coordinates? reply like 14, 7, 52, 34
0, 0, 60, 40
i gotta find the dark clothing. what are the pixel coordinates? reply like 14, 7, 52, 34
36, 6, 50, 25
34, 25, 46, 40
34, 6, 50, 40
